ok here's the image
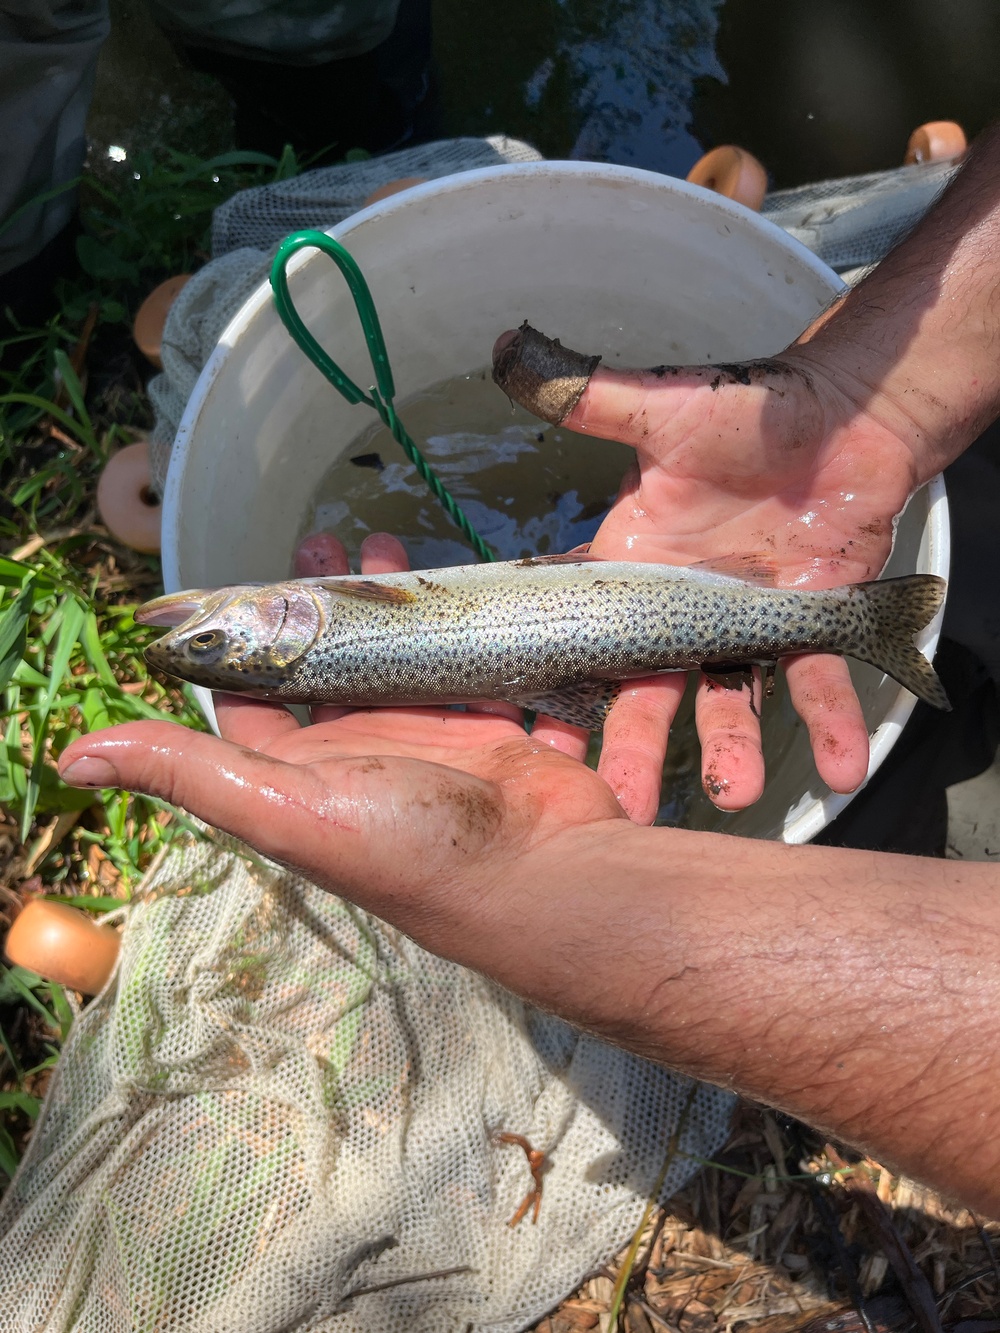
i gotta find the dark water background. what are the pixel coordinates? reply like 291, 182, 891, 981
433, 0, 998, 185
94, 0, 998, 192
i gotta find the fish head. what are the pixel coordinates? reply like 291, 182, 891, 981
137, 583, 324, 690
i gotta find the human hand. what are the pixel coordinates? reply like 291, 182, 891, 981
58, 534, 627, 982
493, 326, 923, 822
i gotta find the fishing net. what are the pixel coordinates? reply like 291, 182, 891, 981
0, 142, 959, 1330
0, 830, 733, 1331
760, 157, 957, 277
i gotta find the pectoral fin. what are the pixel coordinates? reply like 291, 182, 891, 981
515, 679, 620, 730
514, 550, 602, 567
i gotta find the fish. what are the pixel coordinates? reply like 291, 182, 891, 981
136, 555, 950, 729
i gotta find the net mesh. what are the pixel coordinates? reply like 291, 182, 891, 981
0, 831, 733, 1330
761, 158, 957, 275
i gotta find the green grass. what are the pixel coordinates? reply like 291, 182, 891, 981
0, 140, 307, 1185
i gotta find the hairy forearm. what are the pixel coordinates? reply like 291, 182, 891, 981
476, 823, 1000, 1211
793, 121, 1000, 480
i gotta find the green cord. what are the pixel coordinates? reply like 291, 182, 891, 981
270, 230, 495, 563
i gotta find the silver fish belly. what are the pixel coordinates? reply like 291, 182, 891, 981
137, 557, 950, 728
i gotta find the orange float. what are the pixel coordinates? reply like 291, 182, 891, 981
362, 176, 428, 208
133, 274, 191, 369
904, 121, 966, 165
686, 146, 768, 211
5, 900, 120, 995
96, 440, 161, 553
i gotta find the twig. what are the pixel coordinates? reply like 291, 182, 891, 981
9, 520, 97, 563
342, 1265, 473, 1300
495, 1131, 548, 1226
633, 1296, 684, 1332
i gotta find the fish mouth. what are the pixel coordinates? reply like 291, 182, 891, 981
134, 587, 234, 628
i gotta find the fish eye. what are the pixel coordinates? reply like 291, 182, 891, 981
187, 629, 227, 656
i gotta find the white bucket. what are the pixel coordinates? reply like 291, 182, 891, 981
162, 161, 948, 844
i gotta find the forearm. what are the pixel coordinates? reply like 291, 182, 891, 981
476, 823, 1000, 1211
791, 121, 1000, 481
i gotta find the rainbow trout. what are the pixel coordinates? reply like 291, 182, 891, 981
137, 556, 950, 726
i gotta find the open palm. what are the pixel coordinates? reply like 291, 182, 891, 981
499, 334, 922, 821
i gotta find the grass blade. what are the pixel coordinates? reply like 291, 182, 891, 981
42, 894, 125, 913
0, 1126, 20, 1180
0, 575, 36, 692
52, 350, 98, 452
0, 392, 99, 448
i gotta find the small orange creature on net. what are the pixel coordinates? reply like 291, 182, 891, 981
495, 1132, 549, 1227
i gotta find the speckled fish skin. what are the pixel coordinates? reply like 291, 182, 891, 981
137, 558, 951, 726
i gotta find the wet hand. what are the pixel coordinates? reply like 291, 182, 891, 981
493, 326, 921, 822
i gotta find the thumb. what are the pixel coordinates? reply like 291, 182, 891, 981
58, 721, 339, 862
492, 323, 816, 456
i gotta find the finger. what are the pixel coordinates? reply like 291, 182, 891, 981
596, 675, 688, 824
784, 653, 869, 793
214, 693, 302, 748
57, 722, 332, 864
467, 700, 527, 726
295, 531, 349, 577
360, 532, 410, 575
694, 673, 765, 811
492, 324, 818, 458
529, 715, 590, 761
493, 324, 694, 449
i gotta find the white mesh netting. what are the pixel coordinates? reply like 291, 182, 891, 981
760, 157, 957, 275
0, 832, 734, 1330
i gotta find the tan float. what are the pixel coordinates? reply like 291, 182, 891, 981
686, 145, 768, 211
133, 274, 191, 369
5, 900, 120, 995
904, 121, 967, 165
96, 439, 162, 553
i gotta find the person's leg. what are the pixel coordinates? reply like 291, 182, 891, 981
151, 0, 434, 162
0, 0, 109, 292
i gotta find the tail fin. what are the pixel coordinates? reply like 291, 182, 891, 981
852, 575, 950, 711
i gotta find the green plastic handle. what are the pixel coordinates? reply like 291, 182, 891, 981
270, 229, 395, 407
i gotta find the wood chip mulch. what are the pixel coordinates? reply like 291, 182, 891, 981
531, 1104, 1000, 1333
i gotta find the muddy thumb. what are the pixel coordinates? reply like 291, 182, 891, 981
492, 322, 763, 448
58, 721, 320, 859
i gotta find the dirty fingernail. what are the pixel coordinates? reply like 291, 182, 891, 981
61, 756, 119, 788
